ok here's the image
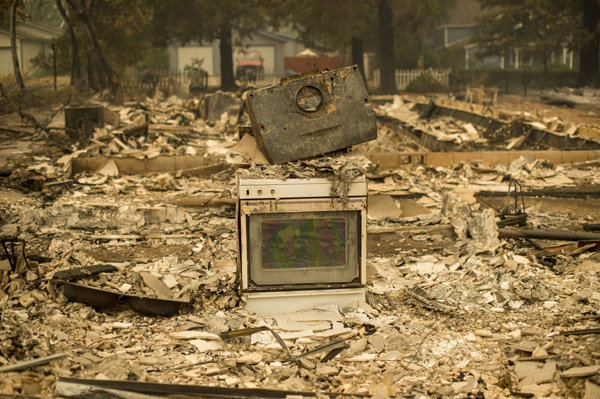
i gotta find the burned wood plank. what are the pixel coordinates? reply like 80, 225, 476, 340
52, 264, 118, 281
174, 197, 237, 207
476, 190, 600, 198
55, 378, 369, 399
0, 353, 66, 373
498, 228, 600, 242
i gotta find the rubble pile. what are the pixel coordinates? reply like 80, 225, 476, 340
1, 91, 600, 399
90, 92, 240, 160
1, 146, 599, 397
1, 91, 243, 193
374, 95, 600, 151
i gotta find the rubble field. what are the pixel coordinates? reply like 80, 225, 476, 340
1, 91, 600, 399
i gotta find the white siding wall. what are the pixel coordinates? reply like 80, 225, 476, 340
22, 41, 45, 72
177, 46, 214, 75
0, 32, 15, 76
0, 49, 12, 75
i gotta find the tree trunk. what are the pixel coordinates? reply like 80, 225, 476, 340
9, 0, 25, 91
351, 37, 366, 85
56, 0, 82, 89
67, 25, 82, 89
87, 50, 98, 91
542, 50, 549, 89
66, 0, 121, 97
577, 0, 600, 87
378, 0, 396, 94
417, 38, 424, 70
219, 22, 237, 91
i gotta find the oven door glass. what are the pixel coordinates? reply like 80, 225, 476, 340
248, 210, 359, 286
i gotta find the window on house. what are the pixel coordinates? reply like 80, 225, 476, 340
508, 49, 534, 66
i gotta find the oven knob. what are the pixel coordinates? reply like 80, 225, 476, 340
270, 189, 275, 195
257, 190, 262, 195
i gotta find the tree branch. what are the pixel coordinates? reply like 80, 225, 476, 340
0, 83, 52, 133
56, 0, 70, 24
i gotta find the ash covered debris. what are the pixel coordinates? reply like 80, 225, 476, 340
1, 88, 600, 399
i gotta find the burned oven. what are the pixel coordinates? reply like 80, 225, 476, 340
237, 176, 367, 315
245, 65, 377, 165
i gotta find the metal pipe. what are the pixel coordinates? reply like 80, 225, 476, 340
498, 228, 600, 241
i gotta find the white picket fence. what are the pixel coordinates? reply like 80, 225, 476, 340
373, 68, 451, 90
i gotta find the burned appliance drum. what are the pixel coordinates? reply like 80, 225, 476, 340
62, 281, 120, 308
246, 65, 377, 164
125, 295, 187, 317
64, 106, 103, 138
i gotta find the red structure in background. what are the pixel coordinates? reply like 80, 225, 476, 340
284, 57, 341, 73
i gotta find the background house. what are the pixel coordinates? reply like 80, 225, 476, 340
434, 0, 575, 70
0, 21, 62, 76
168, 30, 305, 77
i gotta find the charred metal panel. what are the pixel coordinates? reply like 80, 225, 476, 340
246, 65, 377, 164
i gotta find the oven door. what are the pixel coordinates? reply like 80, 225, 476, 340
239, 198, 366, 291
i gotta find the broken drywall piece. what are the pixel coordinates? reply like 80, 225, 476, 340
468, 207, 500, 251
441, 193, 471, 241
442, 192, 498, 252
346, 338, 367, 356
368, 335, 386, 353
140, 272, 172, 299
96, 159, 119, 177
188, 339, 223, 352
397, 198, 432, 217
227, 133, 270, 165
170, 331, 221, 341
368, 195, 402, 219
560, 364, 600, 378
584, 380, 600, 399
516, 361, 556, 386
463, 123, 477, 135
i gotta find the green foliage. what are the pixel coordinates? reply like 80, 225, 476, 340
391, 0, 456, 38
472, 0, 584, 69
548, 62, 574, 72
449, 68, 579, 90
394, 34, 442, 69
0, 0, 15, 28
150, 0, 272, 47
441, 43, 467, 70
183, 57, 205, 74
0, 84, 81, 115
184, 57, 208, 87
390, 0, 455, 69
29, 33, 73, 76
405, 73, 450, 93
93, 0, 154, 74
20, 0, 62, 25
137, 46, 169, 71
282, 0, 375, 52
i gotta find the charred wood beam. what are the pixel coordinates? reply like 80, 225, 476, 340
411, 103, 600, 151
498, 228, 600, 242
0, 353, 66, 373
583, 224, 600, 232
55, 378, 368, 399
477, 190, 600, 198
559, 328, 600, 336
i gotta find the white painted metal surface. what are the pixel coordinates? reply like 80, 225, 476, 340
238, 176, 367, 199
244, 288, 366, 316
